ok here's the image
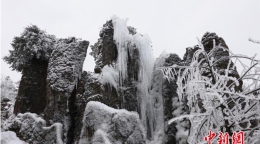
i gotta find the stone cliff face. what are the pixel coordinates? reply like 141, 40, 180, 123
44, 37, 89, 143
6, 18, 244, 144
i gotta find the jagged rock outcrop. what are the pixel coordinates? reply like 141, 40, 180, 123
72, 71, 101, 143
44, 37, 89, 143
79, 101, 146, 144
14, 57, 48, 115
95, 20, 118, 73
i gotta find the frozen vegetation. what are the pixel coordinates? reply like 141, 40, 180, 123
1, 75, 18, 103
161, 38, 260, 143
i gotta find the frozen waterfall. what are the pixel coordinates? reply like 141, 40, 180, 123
110, 15, 164, 141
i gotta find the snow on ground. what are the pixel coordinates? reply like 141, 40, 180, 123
1, 131, 27, 144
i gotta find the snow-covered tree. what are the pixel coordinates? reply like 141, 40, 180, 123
3, 25, 56, 72
162, 40, 260, 143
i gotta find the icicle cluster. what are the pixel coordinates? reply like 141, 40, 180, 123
108, 15, 156, 138
111, 16, 130, 86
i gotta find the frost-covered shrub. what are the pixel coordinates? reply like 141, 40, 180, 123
3, 25, 56, 72
1, 75, 17, 102
162, 40, 260, 143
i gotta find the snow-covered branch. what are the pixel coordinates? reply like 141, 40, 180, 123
249, 37, 260, 44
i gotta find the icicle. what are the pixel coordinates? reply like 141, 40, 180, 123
130, 33, 155, 137
111, 15, 129, 86
111, 15, 158, 140
99, 65, 119, 91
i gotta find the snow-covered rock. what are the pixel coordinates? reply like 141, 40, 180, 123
44, 37, 89, 143
47, 37, 89, 92
79, 101, 146, 144
6, 113, 63, 144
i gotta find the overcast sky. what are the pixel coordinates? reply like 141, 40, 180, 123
1, 0, 260, 82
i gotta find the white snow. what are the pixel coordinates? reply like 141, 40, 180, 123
43, 123, 63, 144
92, 129, 113, 144
1, 131, 27, 144
16, 113, 46, 126
99, 65, 119, 90
79, 101, 146, 144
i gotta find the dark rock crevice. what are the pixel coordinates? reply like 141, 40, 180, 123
67, 85, 77, 144
14, 56, 48, 115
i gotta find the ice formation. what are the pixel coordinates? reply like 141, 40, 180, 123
111, 16, 130, 86
99, 65, 119, 90
110, 15, 159, 140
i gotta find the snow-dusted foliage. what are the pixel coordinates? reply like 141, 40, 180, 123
3, 25, 56, 72
1, 75, 17, 102
1, 131, 27, 144
47, 37, 89, 92
161, 41, 260, 143
1, 75, 17, 130
79, 101, 146, 144
5, 113, 63, 144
